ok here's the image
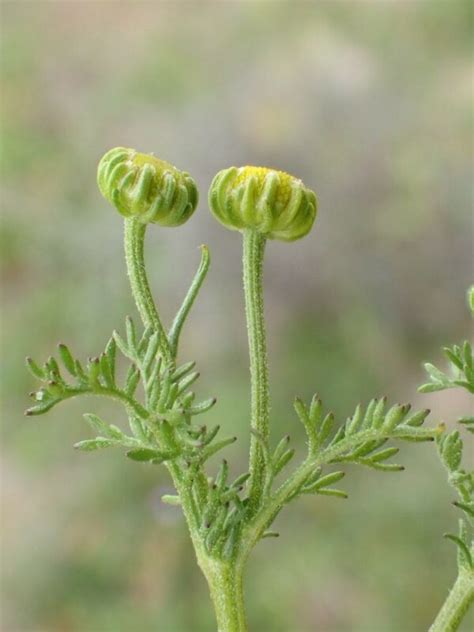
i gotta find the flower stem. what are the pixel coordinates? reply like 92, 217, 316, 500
123, 218, 172, 363
198, 555, 248, 632
429, 570, 474, 632
242, 229, 270, 515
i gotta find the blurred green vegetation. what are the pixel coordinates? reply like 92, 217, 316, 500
1, 1, 473, 631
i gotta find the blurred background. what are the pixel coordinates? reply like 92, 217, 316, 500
1, 1, 473, 631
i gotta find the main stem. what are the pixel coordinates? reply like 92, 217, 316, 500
242, 229, 270, 515
198, 556, 247, 632
123, 218, 172, 363
168, 460, 248, 631
430, 570, 474, 632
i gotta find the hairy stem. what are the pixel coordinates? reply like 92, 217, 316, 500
169, 245, 210, 356
123, 218, 172, 363
165, 463, 247, 631
198, 555, 247, 632
242, 229, 270, 515
430, 569, 474, 632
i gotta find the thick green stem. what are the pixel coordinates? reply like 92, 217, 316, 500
430, 570, 474, 632
123, 218, 172, 363
198, 556, 247, 632
167, 464, 247, 632
242, 229, 270, 515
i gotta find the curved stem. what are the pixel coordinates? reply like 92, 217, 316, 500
429, 569, 474, 632
168, 244, 210, 356
242, 229, 270, 515
123, 218, 172, 363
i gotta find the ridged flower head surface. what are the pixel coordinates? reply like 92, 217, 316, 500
97, 147, 198, 226
208, 166, 317, 241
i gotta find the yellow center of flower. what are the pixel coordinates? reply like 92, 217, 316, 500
237, 166, 297, 207
130, 151, 175, 175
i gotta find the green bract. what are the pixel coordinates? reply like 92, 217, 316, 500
97, 147, 198, 226
208, 165, 317, 241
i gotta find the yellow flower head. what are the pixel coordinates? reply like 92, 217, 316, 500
208, 165, 317, 241
97, 147, 198, 226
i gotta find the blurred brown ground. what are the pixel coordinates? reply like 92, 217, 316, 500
1, 1, 473, 631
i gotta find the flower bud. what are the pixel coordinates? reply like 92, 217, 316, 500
97, 147, 198, 226
208, 166, 317, 241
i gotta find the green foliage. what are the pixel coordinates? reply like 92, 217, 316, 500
419, 341, 474, 394
420, 287, 474, 395
286, 397, 435, 501
23, 149, 469, 632
420, 288, 474, 632
437, 429, 474, 571
26, 316, 242, 471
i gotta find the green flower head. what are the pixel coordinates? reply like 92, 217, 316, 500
97, 147, 198, 226
208, 166, 317, 241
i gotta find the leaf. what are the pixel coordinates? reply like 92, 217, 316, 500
440, 431, 463, 471
99, 353, 114, 388
372, 398, 387, 429
443, 347, 464, 371
453, 501, 474, 518
369, 447, 399, 462
113, 330, 131, 358
463, 341, 473, 370
137, 326, 153, 355
126, 448, 164, 462
346, 404, 363, 435
360, 461, 404, 472
176, 371, 200, 396
405, 409, 430, 427
168, 245, 210, 355
162, 495, 181, 506
74, 438, 114, 451
232, 472, 250, 489
171, 361, 196, 382
444, 533, 473, 570
45, 356, 61, 379
187, 397, 217, 416
274, 448, 295, 476
311, 470, 345, 490
458, 417, 474, 434
107, 424, 125, 440
104, 337, 116, 380
319, 412, 334, 445
272, 435, 291, 465
83, 413, 109, 434
361, 398, 377, 429
125, 316, 137, 351
424, 363, 448, 384
418, 383, 445, 393
125, 365, 140, 396
382, 404, 408, 432
200, 436, 237, 461
128, 415, 148, 442
58, 344, 77, 376
201, 425, 220, 446
142, 332, 160, 374
316, 488, 348, 499
25, 357, 45, 380
309, 394, 322, 427
215, 459, 229, 490
87, 357, 100, 385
